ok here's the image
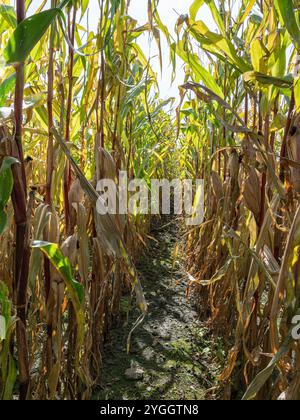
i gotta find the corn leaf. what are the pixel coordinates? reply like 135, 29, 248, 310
274, 0, 300, 50
244, 71, 293, 88
0, 74, 16, 107
190, 21, 251, 73
31, 241, 84, 306
0, 157, 19, 235
0, 282, 16, 400
242, 338, 291, 400
205, 0, 226, 36
176, 41, 224, 98
238, 0, 256, 25
4, 7, 68, 65
0, 5, 17, 29
190, 0, 205, 21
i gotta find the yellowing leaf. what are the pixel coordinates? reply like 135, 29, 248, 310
190, 0, 205, 21
176, 41, 224, 98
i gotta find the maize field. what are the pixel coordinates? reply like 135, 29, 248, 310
0, 0, 300, 401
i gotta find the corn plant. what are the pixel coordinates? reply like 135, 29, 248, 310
167, 0, 300, 400
0, 0, 175, 400
1, 0, 300, 401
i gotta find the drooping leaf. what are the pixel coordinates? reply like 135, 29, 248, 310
190, 21, 252, 73
175, 41, 224, 99
31, 241, 84, 306
190, 0, 205, 21
81, 0, 89, 17
31, 241, 85, 362
244, 71, 293, 88
205, 0, 226, 36
242, 338, 291, 400
238, 0, 256, 26
4, 9, 62, 65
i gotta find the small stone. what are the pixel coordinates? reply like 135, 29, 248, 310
125, 367, 144, 381
278, 391, 287, 400
159, 331, 171, 340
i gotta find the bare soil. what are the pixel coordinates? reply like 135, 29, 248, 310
95, 217, 223, 400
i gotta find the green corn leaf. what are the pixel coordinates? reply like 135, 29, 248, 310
0, 74, 16, 107
274, 0, 300, 51
57, 0, 73, 9
81, 0, 89, 17
238, 0, 256, 26
205, 0, 226, 36
31, 241, 85, 306
0, 156, 19, 211
32, 240, 85, 362
0, 157, 19, 235
176, 41, 224, 99
0, 5, 17, 29
4, 9, 63, 65
244, 71, 293, 88
190, 21, 251, 73
190, 0, 226, 36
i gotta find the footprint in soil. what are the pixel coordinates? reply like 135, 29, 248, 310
94, 216, 212, 401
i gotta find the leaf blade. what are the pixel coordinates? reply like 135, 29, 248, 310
4, 9, 61, 65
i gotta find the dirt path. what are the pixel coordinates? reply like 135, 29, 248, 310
96, 217, 222, 400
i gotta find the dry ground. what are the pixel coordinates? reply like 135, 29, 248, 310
95, 217, 224, 400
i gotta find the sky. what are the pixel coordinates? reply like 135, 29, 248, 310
105, 0, 215, 100
128, 0, 215, 100
10, 0, 215, 101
